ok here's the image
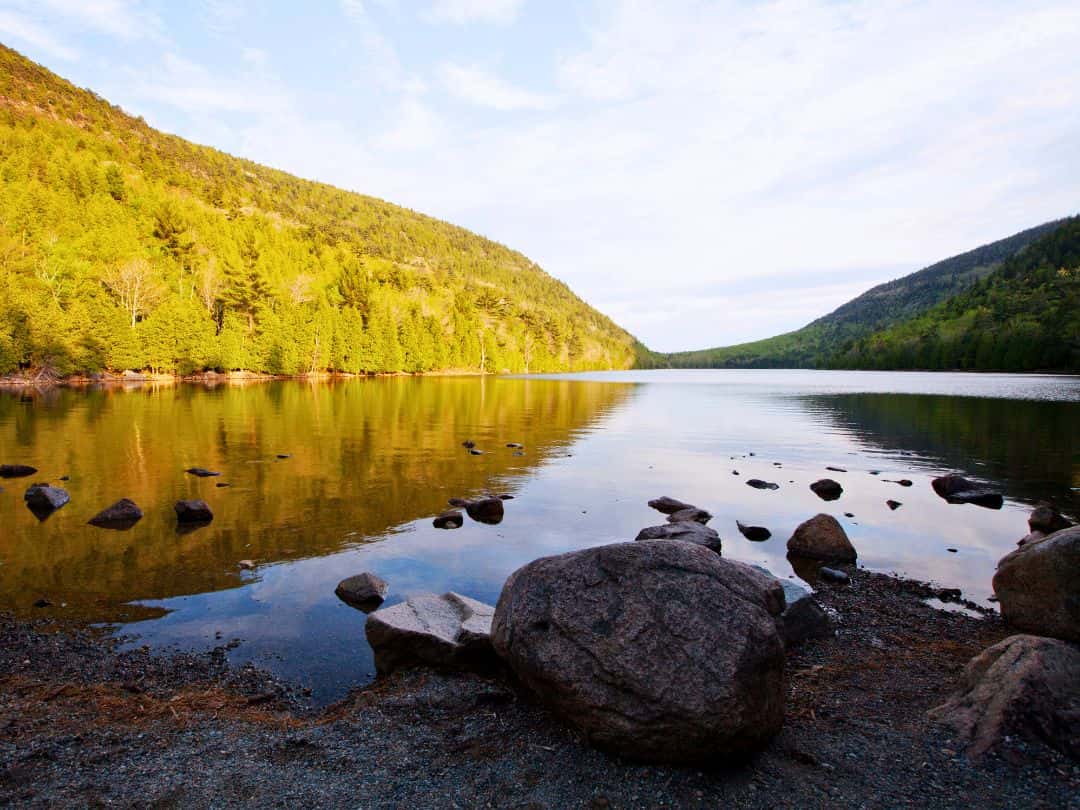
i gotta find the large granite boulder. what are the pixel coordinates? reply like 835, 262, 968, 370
491, 541, 786, 764
787, 514, 856, 562
931, 474, 1003, 510
87, 498, 143, 529
635, 521, 722, 554
335, 572, 388, 610
992, 525, 1080, 642
365, 592, 497, 675
929, 635, 1080, 760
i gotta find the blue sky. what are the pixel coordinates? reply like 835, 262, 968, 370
1, 0, 1078, 352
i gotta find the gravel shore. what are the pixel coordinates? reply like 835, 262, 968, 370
2, 569, 1078, 809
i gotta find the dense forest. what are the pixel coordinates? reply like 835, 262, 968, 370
832, 217, 1080, 371
665, 218, 1070, 370
0, 45, 647, 377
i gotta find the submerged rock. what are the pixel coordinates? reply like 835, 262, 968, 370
433, 510, 464, 529
993, 525, 1080, 642
929, 634, 1080, 760
746, 479, 779, 491
335, 572, 388, 610
491, 541, 786, 764
87, 498, 143, 529
365, 592, 496, 675
0, 464, 37, 478
635, 521, 722, 553
666, 507, 712, 524
647, 496, 694, 515
736, 521, 771, 542
185, 467, 221, 478
931, 474, 1003, 510
787, 514, 857, 562
174, 499, 213, 524
809, 479, 843, 501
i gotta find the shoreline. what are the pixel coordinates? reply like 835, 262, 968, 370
3, 568, 1076, 808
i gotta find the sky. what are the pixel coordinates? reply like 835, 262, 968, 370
1, 1, 1078, 352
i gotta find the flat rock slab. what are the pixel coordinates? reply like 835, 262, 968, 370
365, 592, 496, 675
788, 513, 857, 562
335, 572, 388, 610
491, 541, 785, 764
993, 525, 1080, 642
174, 500, 213, 524
87, 498, 143, 529
929, 634, 1080, 760
635, 520, 722, 553
647, 496, 695, 515
746, 479, 779, 490
931, 474, 1003, 510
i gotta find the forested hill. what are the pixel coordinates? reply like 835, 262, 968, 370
665, 218, 1066, 369
831, 217, 1080, 371
0, 44, 647, 377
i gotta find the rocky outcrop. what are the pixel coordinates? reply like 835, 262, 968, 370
0, 464, 37, 478
787, 514, 856, 562
993, 525, 1080, 642
174, 500, 213, 524
929, 634, 1080, 760
931, 474, 1003, 510
667, 507, 712, 524
635, 521, 722, 554
491, 541, 786, 764
809, 479, 843, 501
335, 572, 388, 610
24, 485, 69, 517
365, 592, 496, 675
647, 496, 694, 514
87, 498, 143, 529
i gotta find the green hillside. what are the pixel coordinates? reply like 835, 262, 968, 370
665, 219, 1066, 369
832, 217, 1080, 371
0, 44, 647, 377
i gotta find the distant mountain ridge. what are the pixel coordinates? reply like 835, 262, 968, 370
665, 218, 1069, 369
0, 44, 648, 377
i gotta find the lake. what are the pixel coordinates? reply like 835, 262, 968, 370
1, 370, 1077, 703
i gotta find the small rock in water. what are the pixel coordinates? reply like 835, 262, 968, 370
238, 559, 255, 570
33, 598, 52, 608
276, 453, 291, 459
433, 510, 464, 529
896, 479, 913, 487
667, 507, 712, 525
512, 451, 525, 457
736, 521, 771, 542
215, 482, 230, 488
732, 470, 740, 476
185, 467, 221, 478
497, 494, 514, 500
87, 498, 143, 529
465, 496, 504, 525
468, 448, 484, 456
746, 479, 779, 491
809, 479, 843, 501
461, 440, 476, 449
886, 500, 902, 511
844, 512, 855, 518
869, 471, 881, 476
826, 466, 847, 473
59, 475, 70, 481
636, 521, 722, 554
947, 548, 958, 553
24, 485, 70, 519
819, 567, 850, 585
931, 474, 1003, 510
335, 572, 389, 610
788, 514, 856, 562
174, 499, 213, 524
0, 464, 37, 478
647, 496, 695, 514
448, 497, 469, 507
506, 442, 524, 449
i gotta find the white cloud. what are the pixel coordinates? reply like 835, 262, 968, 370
35, 0, 161, 41
440, 62, 556, 110
0, 10, 79, 61
423, 0, 524, 25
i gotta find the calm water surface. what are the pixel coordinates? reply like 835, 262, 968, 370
1, 370, 1078, 702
